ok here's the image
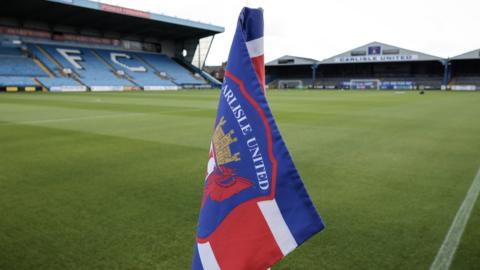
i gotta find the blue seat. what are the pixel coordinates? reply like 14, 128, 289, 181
37, 77, 80, 87
27, 44, 63, 77
36, 77, 86, 92
0, 46, 22, 56
95, 49, 177, 88
0, 76, 36, 86
0, 48, 47, 77
0, 41, 207, 90
40, 44, 133, 88
0, 56, 47, 77
138, 53, 205, 85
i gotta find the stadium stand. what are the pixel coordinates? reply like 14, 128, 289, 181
0, 40, 210, 91
266, 42, 449, 90
449, 49, 480, 90
39, 44, 134, 90
317, 42, 446, 90
0, 0, 224, 92
266, 55, 317, 89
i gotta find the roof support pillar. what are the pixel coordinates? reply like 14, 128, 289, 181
311, 63, 318, 89
442, 59, 450, 87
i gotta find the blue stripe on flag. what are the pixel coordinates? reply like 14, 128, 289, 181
240, 8, 264, 42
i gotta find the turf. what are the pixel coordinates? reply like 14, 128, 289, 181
0, 90, 479, 269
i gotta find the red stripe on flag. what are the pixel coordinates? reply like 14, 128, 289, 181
202, 200, 284, 270
251, 55, 265, 92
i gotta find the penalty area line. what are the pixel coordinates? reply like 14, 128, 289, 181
430, 167, 480, 270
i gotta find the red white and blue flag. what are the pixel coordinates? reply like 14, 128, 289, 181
192, 8, 325, 270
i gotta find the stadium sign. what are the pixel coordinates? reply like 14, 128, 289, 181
59, 34, 119, 46
50, 86, 87, 92
101, 4, 151, 19
334, 54, 419, 63
0, 26, 51, 39
0, 26, 119, 46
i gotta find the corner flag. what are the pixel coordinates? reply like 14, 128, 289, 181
192, 7, 325, 270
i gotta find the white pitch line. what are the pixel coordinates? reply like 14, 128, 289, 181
430, 167, 480, 270
0, 113, 143, 126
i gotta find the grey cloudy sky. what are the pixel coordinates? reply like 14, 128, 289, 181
100, 0, 480, 65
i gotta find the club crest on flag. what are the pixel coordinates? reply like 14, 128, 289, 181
193, 7, 324, 270
202, 116, 252, 205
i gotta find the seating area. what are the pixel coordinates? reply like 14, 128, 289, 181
95, 49, 178, 89
17, 42, 207, 91
36, 77, 85, 92
452, 76, 480, 86
139, 53, 205, 86
0, 46, 24, 56
412, 76, 443, 89
0, 45, 47, 77
0, 36, 213, 92
27, 44, 63, 77
0, 76, 36, 87
39, 44, 134, 89
315, 77, 349, 89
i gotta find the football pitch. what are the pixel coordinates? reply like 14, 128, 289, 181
0, 90, 479, 270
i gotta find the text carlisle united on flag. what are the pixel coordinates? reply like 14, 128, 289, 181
192, 8, 325, 270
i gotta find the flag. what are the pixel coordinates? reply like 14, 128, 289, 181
192, 7, 325, 270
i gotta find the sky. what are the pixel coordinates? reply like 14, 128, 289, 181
99, 0, 480, 66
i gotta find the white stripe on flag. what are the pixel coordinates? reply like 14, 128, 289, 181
197, 242, 221, 270
246, 37, 264, 58
258, 199, 298, 256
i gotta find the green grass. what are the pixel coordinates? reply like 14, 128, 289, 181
0, 90, 479, 269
